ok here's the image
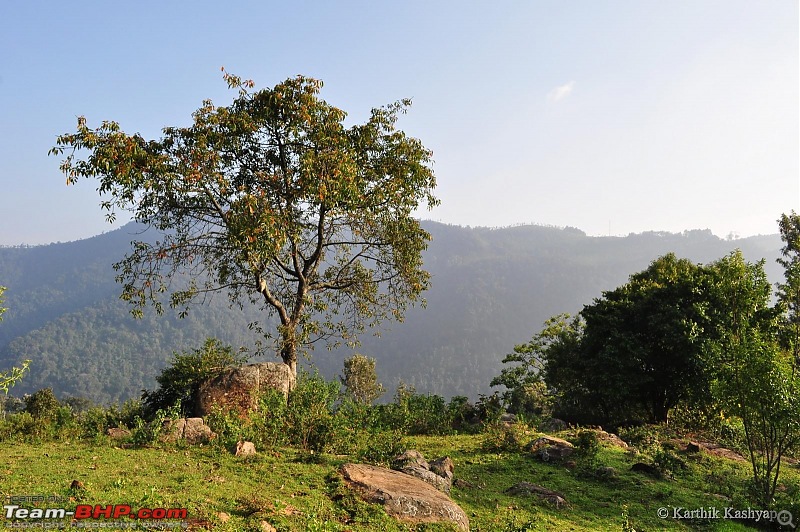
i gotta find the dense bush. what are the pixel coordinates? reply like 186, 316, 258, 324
142, 338, 247, 418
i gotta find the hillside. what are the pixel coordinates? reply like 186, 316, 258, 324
0, 221, 784, 404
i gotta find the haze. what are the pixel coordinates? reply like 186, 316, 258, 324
0, 1, 797, 245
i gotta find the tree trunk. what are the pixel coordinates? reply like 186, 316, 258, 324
280, 335, 298, 386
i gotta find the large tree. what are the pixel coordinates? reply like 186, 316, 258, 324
538, 254, 712, 425
51, 73, 438, 376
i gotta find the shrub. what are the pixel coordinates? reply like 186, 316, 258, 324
142, 338, 246, 418
25, 388, 60, 421
573, 430, 601, 477
286, 370, 349, 453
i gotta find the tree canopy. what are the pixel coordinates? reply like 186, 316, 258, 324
51, 72, 438, 375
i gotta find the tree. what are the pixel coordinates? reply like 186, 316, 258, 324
542, 254, 712, 425
491, 314, 578, 418
706, 250, 799, 507
51, 73, 438, 377
776, 211, 800, 365
340, 353, 385, 405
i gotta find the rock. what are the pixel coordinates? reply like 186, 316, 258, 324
686, 441, 702, 453
340, 463, 469, 531
538, 418, 568, 433
596, 466, 617, 479
106, 427, 131, 440
234, 440, 257, 457
506, 482, 568, 508
391, 451, 452, 493
217, 512, 230, 523
429, 457, 455, 482
595, 430, 629, 450
392, 450, 429, 471
259, 521, 277, 532
526, 435, 574, 461
686, 441, 746, 462
196, 362, 295, 417
453, 478, 478, 489
160, 418, 216, 444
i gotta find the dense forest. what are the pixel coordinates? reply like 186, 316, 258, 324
0, 221, 783, 404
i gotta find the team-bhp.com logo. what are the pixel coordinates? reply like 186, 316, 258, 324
4, 502, 188, 528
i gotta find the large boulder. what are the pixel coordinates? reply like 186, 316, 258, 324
196, 362, 295, 417
340, 463, 469, 531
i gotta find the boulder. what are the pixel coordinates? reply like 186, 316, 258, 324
340, 463, 469, 531
499, 413, 517, 423
196, 362, 295, 417
160, 417, 215, 444
595, 430, 629, 450
526, 435, 574, 462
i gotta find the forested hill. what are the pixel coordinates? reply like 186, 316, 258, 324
0, 221, 783, 404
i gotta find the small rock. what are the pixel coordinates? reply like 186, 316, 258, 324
538, 418, 568, 433
106, 427, 131, 440
259, 521, 277, 532
234, 440, 257, 457
217, 512, 230, 523
596, 466, 617, 478
453, 478, 478, 489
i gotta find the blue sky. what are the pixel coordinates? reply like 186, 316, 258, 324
0, 1, 797, 245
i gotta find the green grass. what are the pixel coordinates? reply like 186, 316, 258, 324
1, 431, 798, 531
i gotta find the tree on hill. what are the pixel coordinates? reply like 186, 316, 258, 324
51, 72, 438, 378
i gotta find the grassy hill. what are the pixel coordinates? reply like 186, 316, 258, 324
2, 428, 795, 531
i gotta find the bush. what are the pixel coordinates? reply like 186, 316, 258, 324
573, 430, 601, 477
25, 388, 60, 421
142, 338, 246, 418
286, 370, 350, 453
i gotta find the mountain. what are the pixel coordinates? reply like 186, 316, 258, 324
0, 221, 784, 404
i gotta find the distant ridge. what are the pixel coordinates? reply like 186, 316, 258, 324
0, 221, 783, 404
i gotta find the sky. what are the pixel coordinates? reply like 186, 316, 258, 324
0, 1, 797, 245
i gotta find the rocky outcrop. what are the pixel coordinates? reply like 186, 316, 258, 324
340, 463, 469, 531
160, 417, 215, 444
196, 362, 295, 417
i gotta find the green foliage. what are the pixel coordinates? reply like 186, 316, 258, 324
51, 72, 438, 373
491, 314, 573, 420
340, 353, 384, 405
0, 286, 31, 396
25, 387, 60, 420
776, 210, 800, 364
142, 337, 246, 418
573, 430, 601, 476
705, 249, 800, 507
286, 370, 350, 453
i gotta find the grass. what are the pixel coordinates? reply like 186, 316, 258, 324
2, 428, 798, 531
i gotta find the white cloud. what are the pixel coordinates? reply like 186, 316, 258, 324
547, 81, 575, 102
